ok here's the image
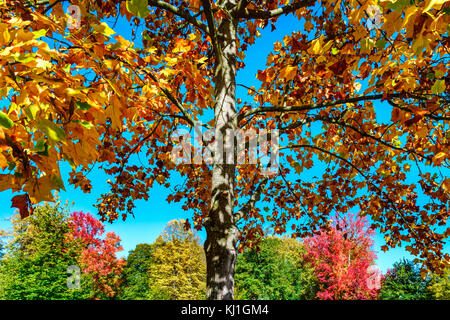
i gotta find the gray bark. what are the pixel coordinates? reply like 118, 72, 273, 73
204, 0, 239, 300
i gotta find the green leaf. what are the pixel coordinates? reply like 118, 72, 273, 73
431, 79, 445, 94
33, 138, 47, 153
36, 119, 66, 143
51, 174, 65, 191
24, 104, 39, 121
126, 0, 150, 18
72, 120, 94, 129
76, 101, 91, 110
33, 29, 47, 39
13, 53, 34, 64
0, 111, 13, 129
386, 0, 411, 12
331, 47, 339, 55
376, 39, 388, 49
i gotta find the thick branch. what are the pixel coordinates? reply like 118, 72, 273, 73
202, 0, 221, 61
233, 0, 314, 19
237, 93, 404, 123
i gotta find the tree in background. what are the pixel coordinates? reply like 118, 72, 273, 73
0, 229, 6, 260
429, 266, 450, 300
303, 213, 379, 300
119, 243, 156, 300
0, 201, 91, 300
147, 220, 206, 300
235, 236, 317, 300
68, 211, 126, 299
0, 203, 125, 300
379, 259, 433, 300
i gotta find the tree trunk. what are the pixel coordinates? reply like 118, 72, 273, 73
204, 0, 239, 300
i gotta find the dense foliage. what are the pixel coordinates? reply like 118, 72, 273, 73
119, 243, 156, 300
303, 213, 380, 299
235, 237, 317, 300
429, 267, 450, 300
147, 220, 207, 300
0, 202, 124, 299
0, 202, 91, 299
378, 259, 434, 300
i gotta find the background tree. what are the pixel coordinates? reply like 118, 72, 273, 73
68, 211, 126, 299
119, 243, 156, 300
429, 266, 450, 300
0, 202, 92, 300
1, 0, 449, 300
147, 219, 206, 300
235, 236, 317, 300
0, 229, 6, 260
303, 213, 380, 300
379, 258, 434, 300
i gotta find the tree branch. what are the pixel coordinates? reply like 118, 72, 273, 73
234, 176, 269, 223
233, 0, 314, 20
237, 93, 404, 123
201, 0, 221, 63
148, 0, 210, 34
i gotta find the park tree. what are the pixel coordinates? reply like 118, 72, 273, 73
147, 219, 206, 300
68, 211, 126, 299
379, 258, 434, 300
303, 213, 380, 299
0, 203, 125, 299
0, 201, 92, 299
235, 236, 317, 300
119, 243, 156, 300
429, 265, 450, 299
0, 0, 449, 300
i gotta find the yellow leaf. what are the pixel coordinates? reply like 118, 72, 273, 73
434, 152, 447, 161
423, 0, 447, 12
279, 65, 298, 81
106, 95, 123, 130
307, 36, 323, 55
92, 22, 115, 37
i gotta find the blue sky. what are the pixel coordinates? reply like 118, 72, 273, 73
0, 7, 446, 275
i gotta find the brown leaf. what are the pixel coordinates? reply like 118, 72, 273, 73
11, 194, 33, 219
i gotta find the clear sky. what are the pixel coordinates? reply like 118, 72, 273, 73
0, 7, 446, 275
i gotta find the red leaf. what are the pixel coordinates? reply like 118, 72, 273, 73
11, 194, 33, 219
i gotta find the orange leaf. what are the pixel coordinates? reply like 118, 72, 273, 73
279, 65, 298, 81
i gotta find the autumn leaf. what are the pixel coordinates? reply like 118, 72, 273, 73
0, 111, 13, 129
431, 79, 446, 94
11, 194, 33, 219
36, 119, 66, 143
279, 65, 298, 81
126, 0, 150, 18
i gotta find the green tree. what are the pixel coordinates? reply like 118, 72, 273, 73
379, 259, 434, 300
429, 267, 450, 300
147, 220, 206, 300
234, 236, 317, 300
119, 243, 156, 300
0, 201, 92, 300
